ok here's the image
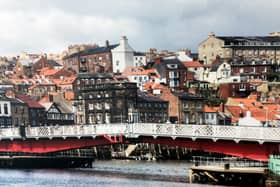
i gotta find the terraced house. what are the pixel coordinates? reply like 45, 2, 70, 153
73, 73, 137, 124
63, 41, 118, 74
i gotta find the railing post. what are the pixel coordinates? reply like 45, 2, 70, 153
62, 126, 65, 136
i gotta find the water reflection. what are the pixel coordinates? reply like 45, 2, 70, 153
0, 160, 217, 187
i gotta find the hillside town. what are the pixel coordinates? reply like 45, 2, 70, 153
0, 33, 279, 128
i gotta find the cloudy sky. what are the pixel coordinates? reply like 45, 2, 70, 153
0, 0, 279, 55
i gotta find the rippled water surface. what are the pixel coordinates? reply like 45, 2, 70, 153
0, 160, 219, 187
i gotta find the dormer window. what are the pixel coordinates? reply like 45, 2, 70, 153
167, 64, 177, 69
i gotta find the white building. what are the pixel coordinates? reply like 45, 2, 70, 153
238, 111, 262, 127
176, 51, 193, 62
204, 106, 218, 125
205, 61, 237, 84
134, 52, 147, 67
182, 61, 204, 80
123, 66, 160, 90
112, 36, 135, 73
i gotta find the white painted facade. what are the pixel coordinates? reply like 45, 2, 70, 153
0, 101, 11, 117
133, 54, 146, 67
205, 112, 217, 125
204, 62, 234, 84
127, 74, 149, 90
188, 66, 204, 80
176, 51, 193, 62
112, 36, 135, 73
238, 111, 262, 127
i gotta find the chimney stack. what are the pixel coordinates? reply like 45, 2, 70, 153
105, 40, 109, 47
209, 32, 216, 37
154, 56, 161, 64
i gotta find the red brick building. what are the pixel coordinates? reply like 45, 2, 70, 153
63, 41, 118, 74
231, 58, 273, 81
152, 57, 187, 90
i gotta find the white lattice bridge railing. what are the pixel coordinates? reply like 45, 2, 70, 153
0, 123, 280, 144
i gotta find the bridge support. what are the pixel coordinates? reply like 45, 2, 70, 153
138, 137, 279, 161
0, 137, 122, 153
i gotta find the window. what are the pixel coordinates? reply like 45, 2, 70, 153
239, 84, 246, 90
89, 104, 94, 110
105, 103, 110, 110
167, 64, 177, 69
170, 80, 179, 87
4, 104, 8, 115
169, 71, 179, 78
116, 60, 119, 66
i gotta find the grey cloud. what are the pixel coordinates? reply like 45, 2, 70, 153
0, 0, 279, 55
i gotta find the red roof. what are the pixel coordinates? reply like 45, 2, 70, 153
64, 91, 74, 100
143, 82, 166, 90
204, 106, 219, 113
182, 61, 203, 68
40, 68, 61, 76
16, 95, 44, 109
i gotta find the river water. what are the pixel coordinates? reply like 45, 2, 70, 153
0, 160, 218, 187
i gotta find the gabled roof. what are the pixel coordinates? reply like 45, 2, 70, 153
41, 102, 53, 111
152, 58, 185, 78
204, 106, 219, 113
0, 94, 23, 104
143, 82, 167, 91
48, 60, 62, 67
40, 68, 61, 76
124, 66, 160, 77
16, 94, 44, 109
182, 61, 203, 68
64, 44, 119, 59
